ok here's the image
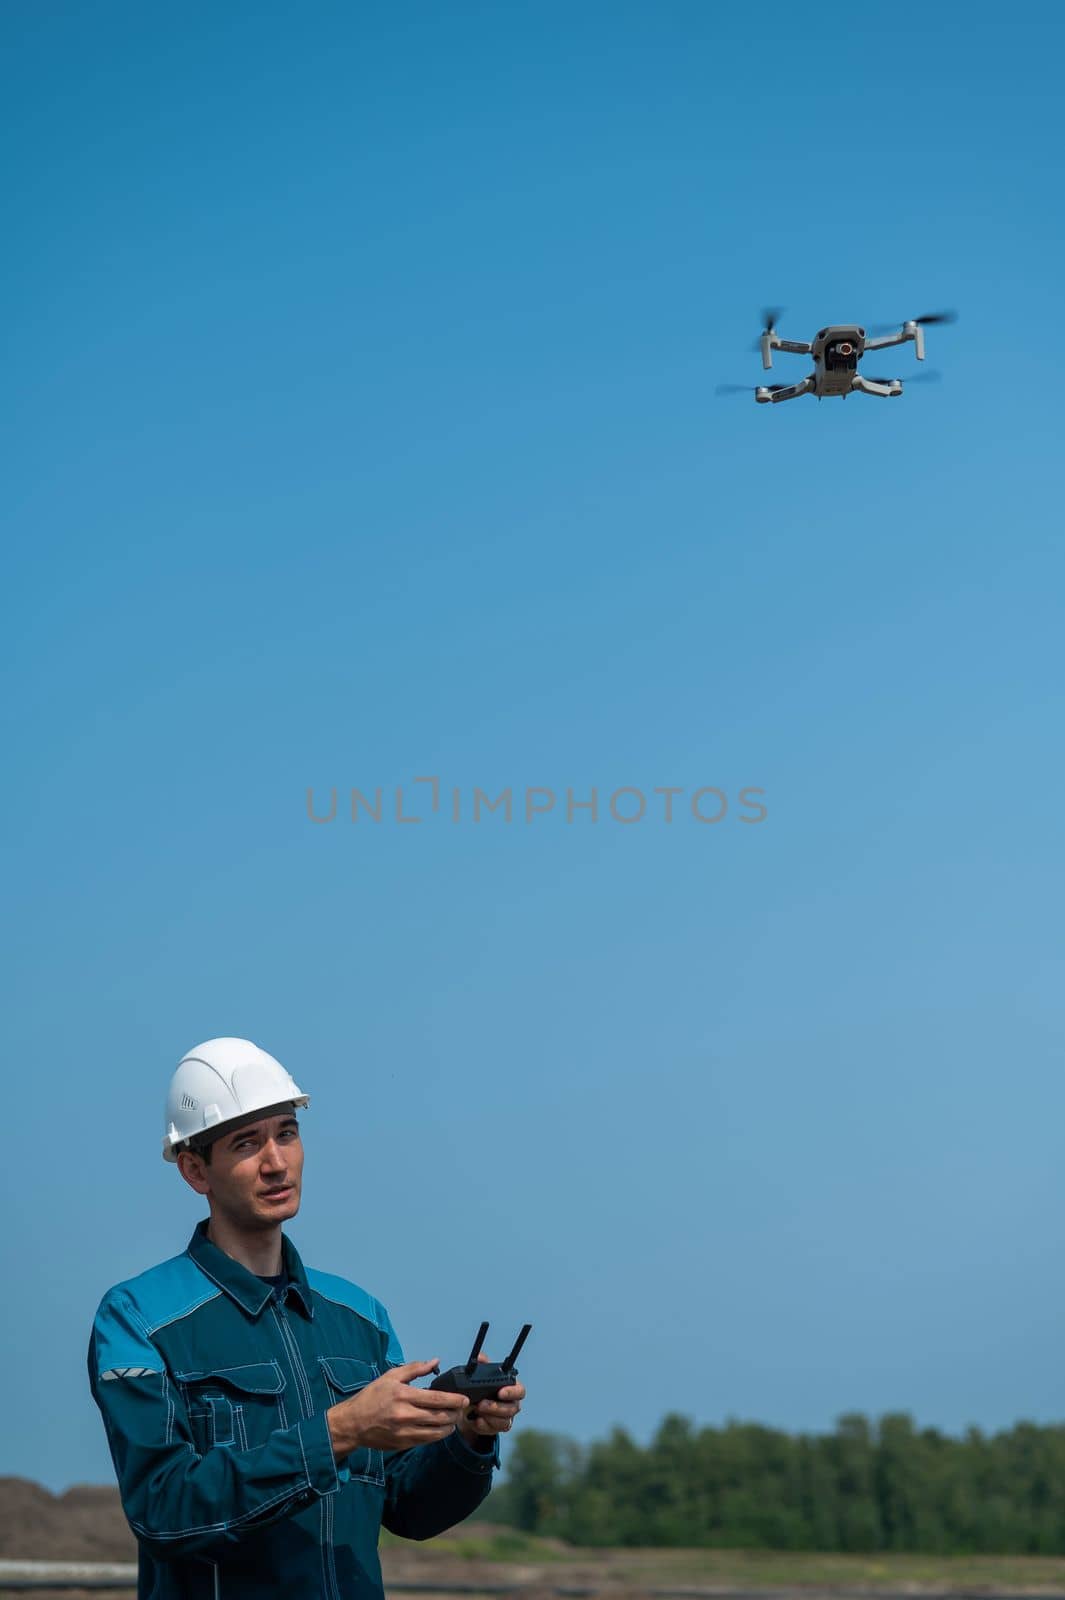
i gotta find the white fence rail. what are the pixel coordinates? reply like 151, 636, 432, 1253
0, 1562, 137, 1589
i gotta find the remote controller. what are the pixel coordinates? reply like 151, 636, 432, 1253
429, 1321, 531, 1407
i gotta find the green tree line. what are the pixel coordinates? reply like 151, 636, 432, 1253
481, 1414, 1065, 1551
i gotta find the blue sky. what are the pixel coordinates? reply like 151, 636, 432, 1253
2, 1, 1064, 1494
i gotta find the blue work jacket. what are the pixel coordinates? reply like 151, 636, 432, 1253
88, 1220, 498, 1598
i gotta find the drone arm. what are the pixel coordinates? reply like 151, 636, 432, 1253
852, 375, 901, 398
757, 376, 814, 404
761, 335, 813, 371
863, 330, 909, 351
864, 322, 924, 357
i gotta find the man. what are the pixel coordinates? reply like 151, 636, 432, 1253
88, 1037, 525, 1599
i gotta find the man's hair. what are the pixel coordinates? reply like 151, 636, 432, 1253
178, 1137, 214, 1166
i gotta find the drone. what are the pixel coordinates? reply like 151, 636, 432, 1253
719, 308, 957, 404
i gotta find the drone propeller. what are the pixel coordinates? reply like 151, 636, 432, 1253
868, 310, 958, 335
750, 307, 785, 351
716, 382, 787, 396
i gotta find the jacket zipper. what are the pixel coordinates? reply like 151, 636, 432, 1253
270, 1302, 314, 1418
271, 1301, 340, 1600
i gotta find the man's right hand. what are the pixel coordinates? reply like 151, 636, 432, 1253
326, 1360, 469, 1459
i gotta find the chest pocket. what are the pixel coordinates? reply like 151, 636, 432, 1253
320, 1357, 385, 1487
177, 1361, 287, 1455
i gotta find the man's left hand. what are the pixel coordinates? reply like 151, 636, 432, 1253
458, 1354, 525, 1448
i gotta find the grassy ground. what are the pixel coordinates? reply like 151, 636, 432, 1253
384, 1527, 1065, 1591
10, 1545, 1065, 1598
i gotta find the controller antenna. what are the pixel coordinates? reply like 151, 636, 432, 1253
464, 1321, 490, 1375
502, 1323, 532, 1373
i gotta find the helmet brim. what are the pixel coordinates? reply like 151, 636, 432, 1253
164, 1097, 309, 1163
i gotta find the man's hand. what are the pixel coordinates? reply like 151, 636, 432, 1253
327, 1359, 469, 1459
458, 1353, 526, 1449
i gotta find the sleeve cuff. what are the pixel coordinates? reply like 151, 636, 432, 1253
297, 1411, 342, 1498
444, 1428, 501, 1474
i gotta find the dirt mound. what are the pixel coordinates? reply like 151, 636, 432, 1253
0, 1476, 135, 1561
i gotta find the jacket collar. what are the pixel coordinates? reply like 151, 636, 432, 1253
187, 1218, 314, 1319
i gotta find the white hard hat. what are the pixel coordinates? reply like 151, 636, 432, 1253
163, 1037, 310, 1162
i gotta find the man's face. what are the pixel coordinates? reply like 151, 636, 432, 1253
189, 1113, 304, 1231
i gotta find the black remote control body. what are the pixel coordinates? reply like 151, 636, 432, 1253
429, 1321, 531, 1406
